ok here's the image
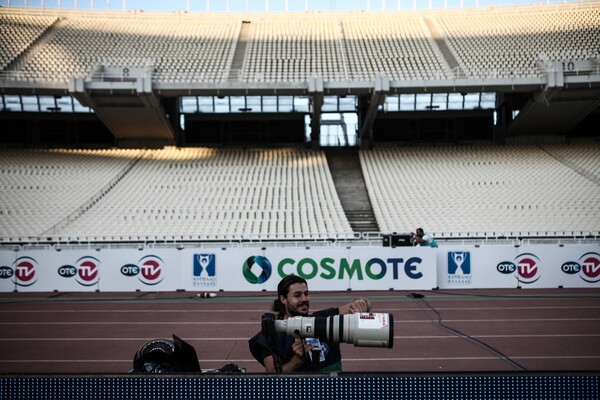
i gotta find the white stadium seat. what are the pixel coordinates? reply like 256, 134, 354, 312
0, 147, 351, 240
359, 142, 600, 238
1, 143, 598, 241
2, 3, 597, 83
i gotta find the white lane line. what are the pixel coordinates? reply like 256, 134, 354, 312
1, 334, 600, 341
2, 356, 600, 364
343, 356, 600, 362
1, 306, 599, 313
2, 318, 600, 325
0, 338, 253, 341
0, 322, 247, 325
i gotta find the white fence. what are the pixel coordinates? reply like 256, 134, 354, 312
1, 243, 598, 292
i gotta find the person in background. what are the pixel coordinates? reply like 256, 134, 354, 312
413, 227, 438, 247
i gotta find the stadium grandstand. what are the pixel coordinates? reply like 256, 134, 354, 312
0, 0, 598, 243
1, 2, 599, 398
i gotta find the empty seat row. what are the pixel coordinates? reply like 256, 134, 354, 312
434, 5, 600, 79
20, 147, 353, 240
2, 3, 598, 84
360, 142, 600, 238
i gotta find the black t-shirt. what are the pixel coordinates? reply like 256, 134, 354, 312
248, 308, 342, 372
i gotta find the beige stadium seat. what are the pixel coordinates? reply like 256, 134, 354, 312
38, 147, 351, 241
434, 5, 600, 79
0, 13, 57, 70
0, 149, 143, 237
360, 143, 600, 238
10, 13, 239, 83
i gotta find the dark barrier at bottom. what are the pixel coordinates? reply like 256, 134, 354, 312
1, 373, 598, 400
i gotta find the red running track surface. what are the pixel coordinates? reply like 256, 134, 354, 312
1, 288, 599, 373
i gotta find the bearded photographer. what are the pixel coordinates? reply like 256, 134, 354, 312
248, 275, 371, 373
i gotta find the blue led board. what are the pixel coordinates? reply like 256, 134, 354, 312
1, 373, 598, 400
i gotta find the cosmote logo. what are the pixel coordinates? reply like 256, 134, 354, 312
243, 255, 272, 284
242, 255, 424, 284
58, 256, 100, 287
121, 255, 165, 286
497, 253, 541, 284
561, 252, 600, 284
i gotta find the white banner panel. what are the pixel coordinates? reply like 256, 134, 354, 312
180, 246, 437, 292
436, 244, 600, 289
345, 247, 436, 291
5, 249, 102, 292
0, 249, 18, 292
0, 248, 184, 292
100, 248, 183, 292
1, 244, 598, 292
533, 245, 600, 288
178, 248, 272, 292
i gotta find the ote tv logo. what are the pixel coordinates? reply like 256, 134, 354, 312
121, 255, 165, 286
497, 253, 541, 285
561, 252, 600, 284
0, 256, 38, 287
58, 256, 101, 287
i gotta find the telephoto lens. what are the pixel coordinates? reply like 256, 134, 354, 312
272, 313, 394, 348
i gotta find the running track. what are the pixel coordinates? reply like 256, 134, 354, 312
0, 288, 599, 374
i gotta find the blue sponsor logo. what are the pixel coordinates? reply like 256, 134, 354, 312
447, 251, 472, 285
0, 266, 14, 279
194, 254, 216, 287
121, 264, 140, 277
58, 266, 77, 278
561, 262, 581, 275
497, 262, 517, 274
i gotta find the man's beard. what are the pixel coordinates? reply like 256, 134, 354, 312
288, 301, 310, 317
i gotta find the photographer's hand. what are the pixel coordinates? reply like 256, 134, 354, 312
263, 338, 314, 373
343, 297, 372, 314
287, 339, 313, 371
292, 339, 313, 358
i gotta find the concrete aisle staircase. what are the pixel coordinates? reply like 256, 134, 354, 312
228, 21, 251, 82
326, 148, 379, 235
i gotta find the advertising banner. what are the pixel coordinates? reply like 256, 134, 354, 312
0, 248, 184, 293
1, 244, 598, 292
0, 249, 18, 292
437, 244, 600, 289
102, 248, 183, 292
178, 246, 437, 292
0, 249, 102, 293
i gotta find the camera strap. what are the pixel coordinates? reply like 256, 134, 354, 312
268, 335, 283, 373
311, 348, 321, 371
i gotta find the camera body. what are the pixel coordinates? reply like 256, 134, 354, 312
261, 312, 394, 348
